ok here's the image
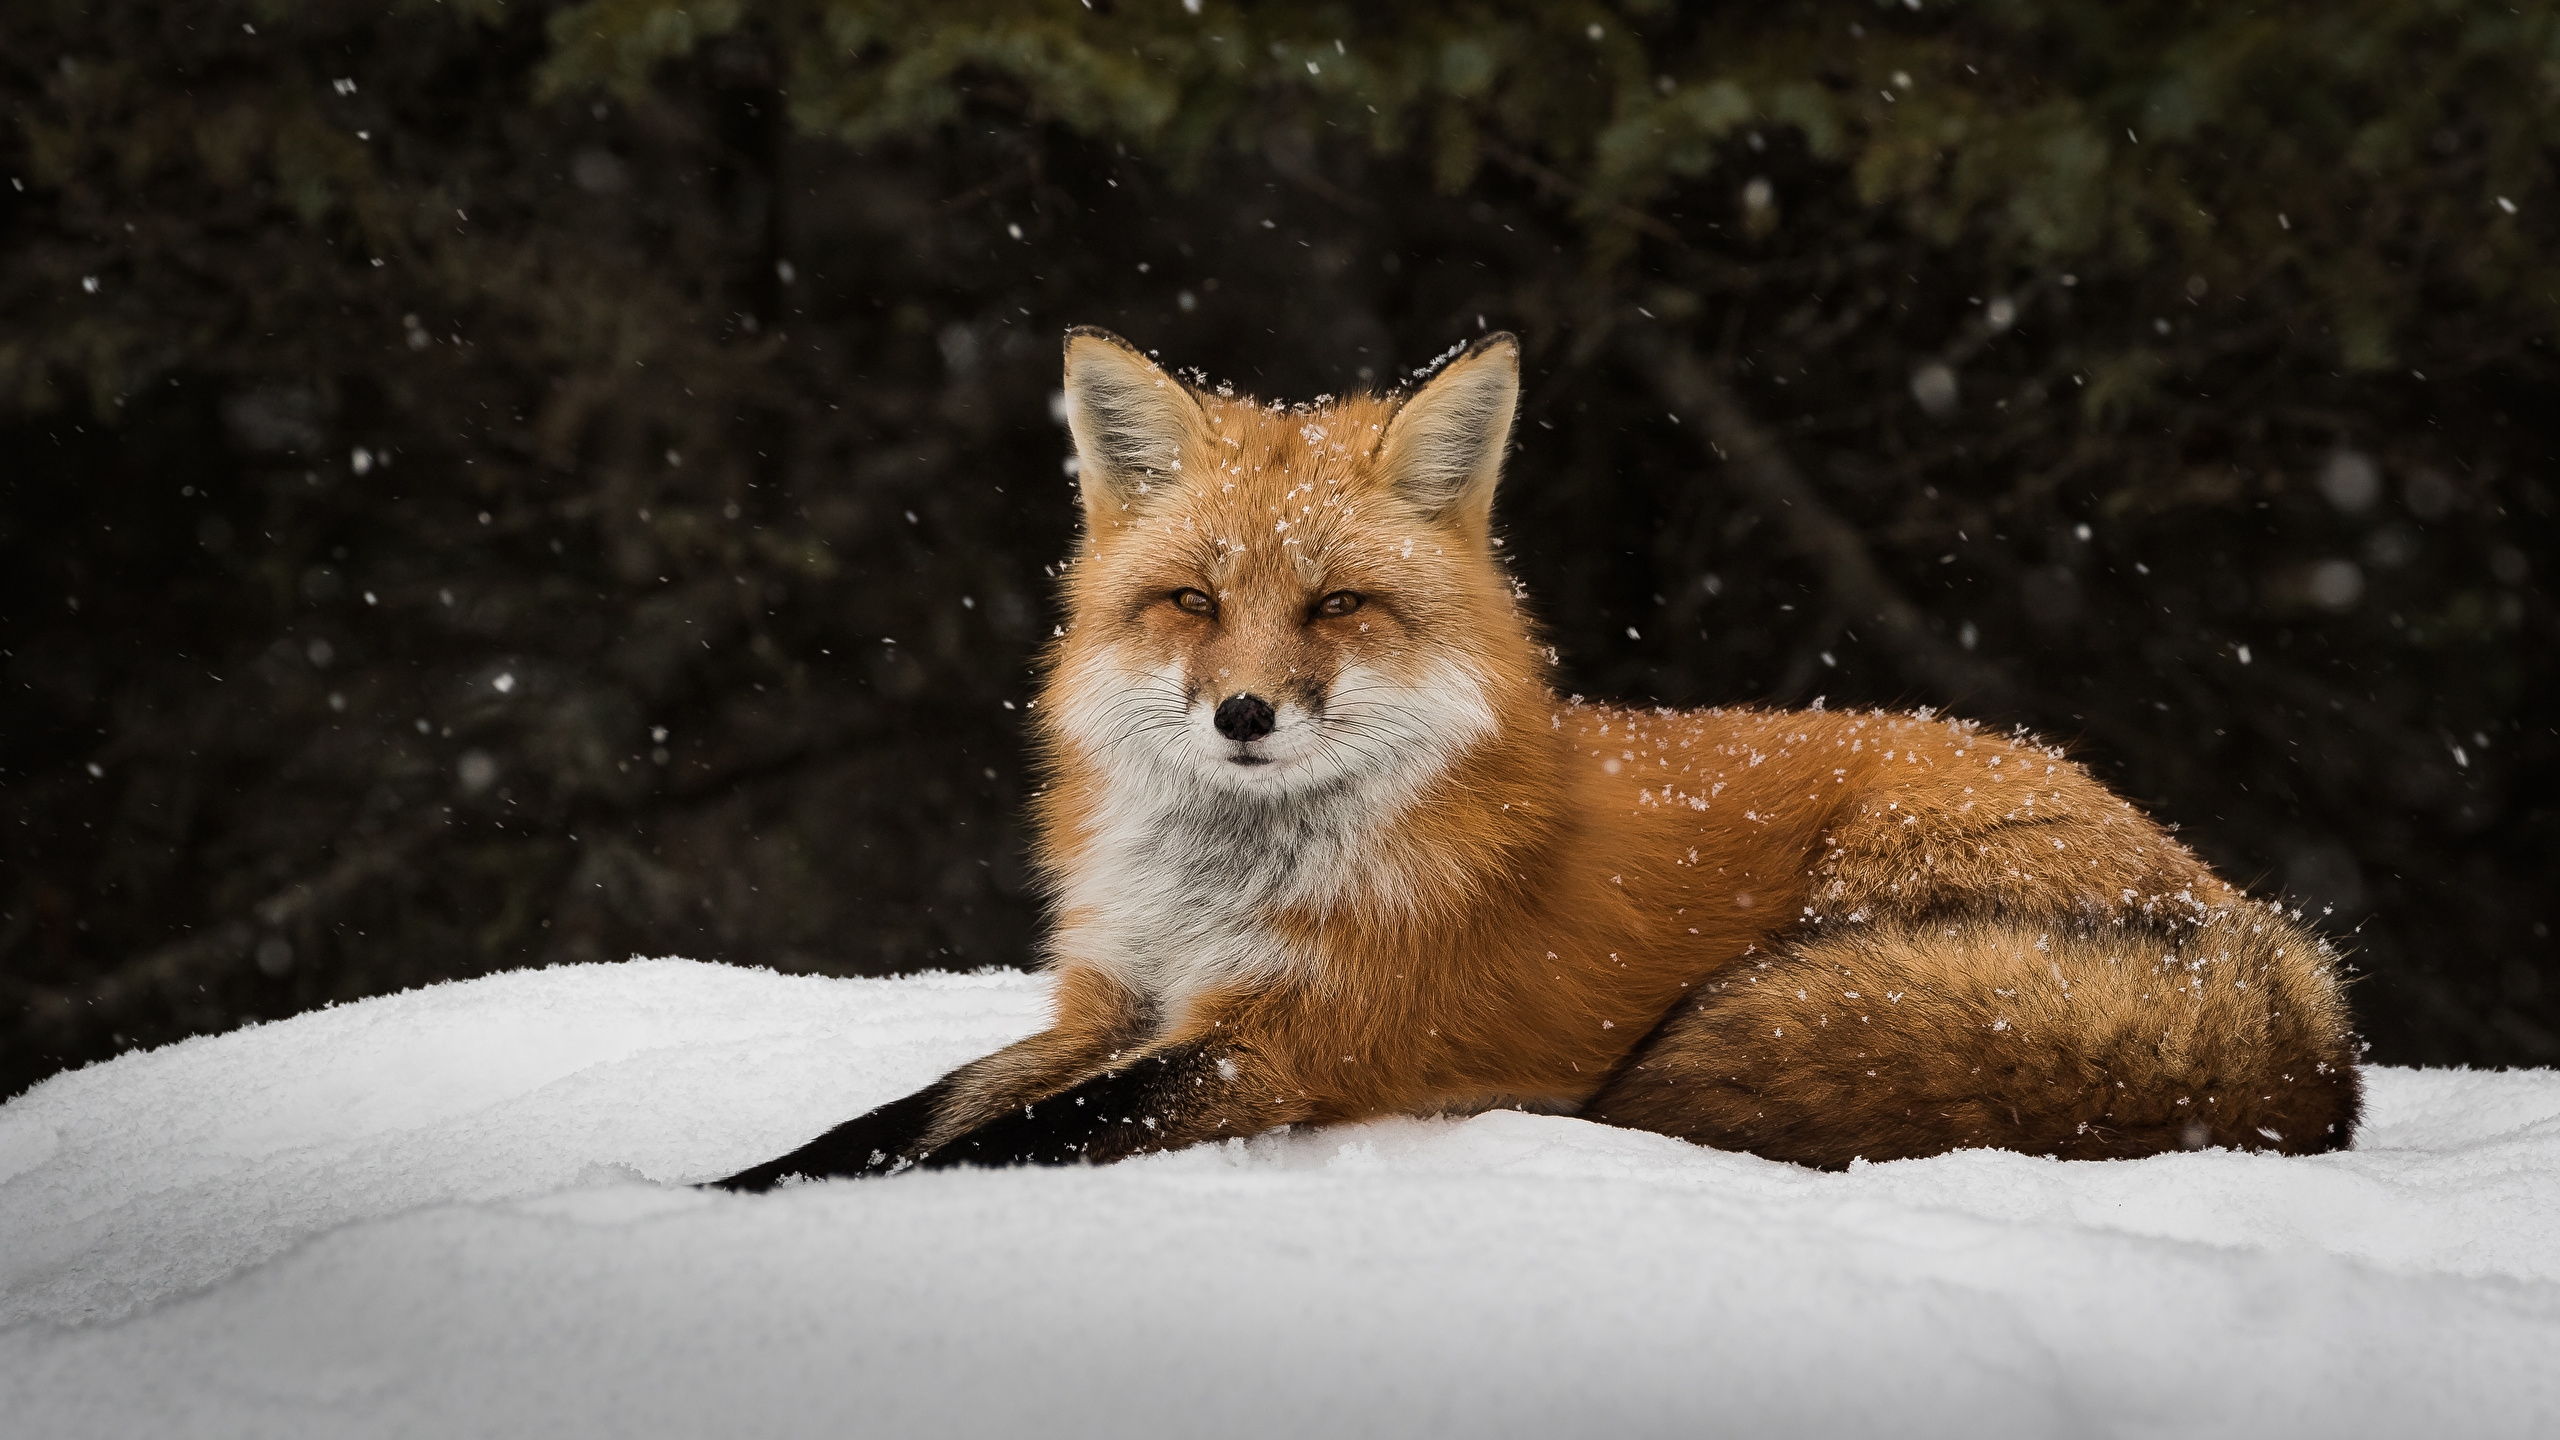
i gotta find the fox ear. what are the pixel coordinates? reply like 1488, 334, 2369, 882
1062, 327, 1204, 522
1375, 333, 1520, 523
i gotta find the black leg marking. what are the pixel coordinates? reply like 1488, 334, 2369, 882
917, 1044, 1214, 1170
707, 1078, 955, 1191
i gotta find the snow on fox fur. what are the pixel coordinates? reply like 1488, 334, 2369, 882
719, 328, 2360, 1189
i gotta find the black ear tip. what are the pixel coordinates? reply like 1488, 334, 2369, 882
1471, 330, 1522, 356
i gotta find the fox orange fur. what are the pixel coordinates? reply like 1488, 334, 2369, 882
716, 328, 2360, 1188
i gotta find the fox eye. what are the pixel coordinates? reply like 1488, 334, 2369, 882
1172, 588, 1216, 616
1315, 591, 1363, 618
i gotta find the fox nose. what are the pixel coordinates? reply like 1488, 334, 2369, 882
1213, 693, 1277, 743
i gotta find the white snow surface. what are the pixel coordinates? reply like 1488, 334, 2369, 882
3, 959, 2557, 1439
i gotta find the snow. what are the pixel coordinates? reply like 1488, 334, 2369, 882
4, 960, 2557, 1438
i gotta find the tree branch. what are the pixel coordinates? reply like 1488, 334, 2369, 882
1479, 139, 1683, 245
1635, 333, 2015, 711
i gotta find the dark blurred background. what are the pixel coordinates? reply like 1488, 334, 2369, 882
5, 0, 2556, 1099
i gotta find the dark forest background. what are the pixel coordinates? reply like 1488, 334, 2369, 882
5, 0, 2556, 1100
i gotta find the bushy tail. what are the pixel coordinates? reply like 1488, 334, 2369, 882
1585, 907, 2362, 1168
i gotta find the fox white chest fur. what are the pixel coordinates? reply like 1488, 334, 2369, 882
1044, 649, 1499, 1015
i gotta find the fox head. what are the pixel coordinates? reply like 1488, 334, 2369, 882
1041, 327, 1541, 810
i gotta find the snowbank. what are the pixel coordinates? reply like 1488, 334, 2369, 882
3, 959, 2556, 1438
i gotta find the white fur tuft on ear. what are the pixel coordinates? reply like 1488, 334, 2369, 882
1062, 327, 1203, 520
1374, 333, 1520, 521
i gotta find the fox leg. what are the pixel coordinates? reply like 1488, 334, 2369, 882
718, 1034, 1309, 1184
710, 967, 1153, 1190
1583, 910, 2363, 1168
711, 1076, 958, 1189
909, 1037, 1312, 1168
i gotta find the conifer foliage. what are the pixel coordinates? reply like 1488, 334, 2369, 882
4, 1, 2555, 1094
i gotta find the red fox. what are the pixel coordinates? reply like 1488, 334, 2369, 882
717, 328, 2360, 1188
